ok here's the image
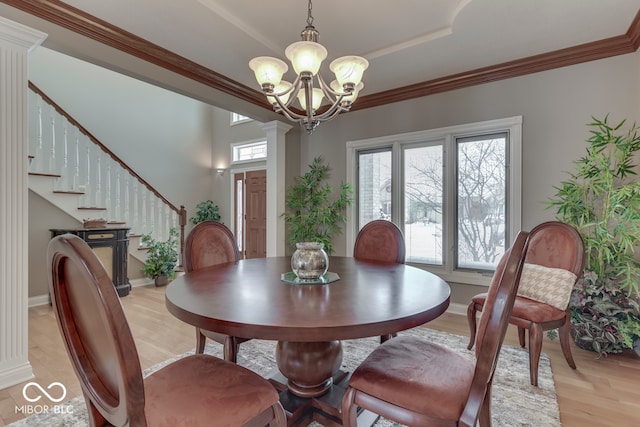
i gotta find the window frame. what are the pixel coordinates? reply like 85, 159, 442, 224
230, 112, 252, 125
230, 139, 267, 165
346, 116, 522, 286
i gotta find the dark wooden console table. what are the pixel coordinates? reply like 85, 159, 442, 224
165, 256, 450, 426
50, 226, 131, 297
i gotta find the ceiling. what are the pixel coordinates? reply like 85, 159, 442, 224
1, 0, 639, 119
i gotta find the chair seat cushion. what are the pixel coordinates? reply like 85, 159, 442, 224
472, 293, 566, 323
348, 336, 474, 420
144, 354, 279, 427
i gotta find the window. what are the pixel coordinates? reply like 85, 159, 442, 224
347, 117, 522, 285
230, 112, 251, 125
231, 140, 267, 163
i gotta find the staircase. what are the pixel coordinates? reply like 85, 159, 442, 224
27, 82, 186, 266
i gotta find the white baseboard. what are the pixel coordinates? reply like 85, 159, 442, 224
28, 294, 50, 307
131, 278, 154, 288
446, 302, 467, 316
0, 361, 34, 389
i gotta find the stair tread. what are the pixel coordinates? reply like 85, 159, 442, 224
29, 172, 61, 178
53, 190, 85, 195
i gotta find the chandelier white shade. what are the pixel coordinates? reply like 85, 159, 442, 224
249, 0, 368, 133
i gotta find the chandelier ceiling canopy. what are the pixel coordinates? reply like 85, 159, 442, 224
249, 0, 369, 134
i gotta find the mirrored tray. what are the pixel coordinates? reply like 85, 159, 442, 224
280, 271, 340, 285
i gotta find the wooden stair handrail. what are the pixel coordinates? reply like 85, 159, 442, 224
29, 81, 187, 265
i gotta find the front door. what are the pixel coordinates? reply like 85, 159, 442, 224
234, 170, 267, 259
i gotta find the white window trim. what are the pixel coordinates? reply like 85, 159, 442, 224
230, 139, 267, 165
346, 116, 522, 286
230, 112, 252, 125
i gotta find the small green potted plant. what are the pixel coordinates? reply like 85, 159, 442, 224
190, 200, 221, 225
548, 115, 640, 357
141, 227, 179, 286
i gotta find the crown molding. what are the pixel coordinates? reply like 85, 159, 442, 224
2, 1, 639, 113
352, 26, 639, 111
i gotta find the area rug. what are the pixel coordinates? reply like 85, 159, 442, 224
9, 328, 560, 426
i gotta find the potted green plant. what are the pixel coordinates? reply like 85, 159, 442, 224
282, 156, 353, 255
141, 227, 179, 286
548, 115, 640, 357
190, 200, 221, 224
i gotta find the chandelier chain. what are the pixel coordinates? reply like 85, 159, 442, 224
307, 0, 314, 27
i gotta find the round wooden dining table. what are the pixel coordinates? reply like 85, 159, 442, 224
165, 256, 450, 424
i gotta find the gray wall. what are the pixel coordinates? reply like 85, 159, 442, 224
299, 52, 640, 304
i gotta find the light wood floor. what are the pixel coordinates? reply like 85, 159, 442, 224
1, 284, 639, 426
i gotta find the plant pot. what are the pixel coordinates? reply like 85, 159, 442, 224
291, 242, 328, 280
634, 339, 640, 358
571, 329, 595, 352
154, 274, 170, 287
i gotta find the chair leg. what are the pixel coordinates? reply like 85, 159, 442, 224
478, 385, 492, 427
380, 332, 397, 343
84, 393, 108, 426
528, 323, 543, 386
341, 387, 359, 427
269, 402, 287, 426
223, 335, 239, 363
467, 302, 479, 350
195, 328, 207, 354
559, 316, 577, 369
518, 327, 526, 348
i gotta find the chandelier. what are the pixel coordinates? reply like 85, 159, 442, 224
249, 0, 369, 134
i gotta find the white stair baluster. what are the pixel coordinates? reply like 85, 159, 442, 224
123, 174, 130, 227
32, 94, 44, 173
82, 143, 92, 207
114, 168, 121, 222
133, 180, 139, 234
149, 193, 156, 237
157, 197, 164, 240
56, 117, 69, 190
164, 204, 168, 236
72, 128, 80, 191
141, 190, 147, 237
48, 106, 57, 174
105, 161, 112, 219
95, 152, 102, 208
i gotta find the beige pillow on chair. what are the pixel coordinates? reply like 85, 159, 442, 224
517, 263, 578, 310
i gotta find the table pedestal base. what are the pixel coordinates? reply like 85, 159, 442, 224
269, 370, 380, 427
276, 340, 343, 398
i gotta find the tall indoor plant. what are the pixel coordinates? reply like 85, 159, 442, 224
548, 115, 640, 356
282, 156, 353, 255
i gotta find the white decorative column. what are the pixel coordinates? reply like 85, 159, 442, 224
261, 121, 292, 257
0, 17, 46, 389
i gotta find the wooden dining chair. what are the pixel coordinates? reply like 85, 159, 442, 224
467, 221, 584, 386
342, 231, 530, 427
47, 234, 286, 427
353, 219, 406, 343
353, 219, 406, 264
184, 220, 248, 362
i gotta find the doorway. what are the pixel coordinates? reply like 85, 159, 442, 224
234, 169, 267, 259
